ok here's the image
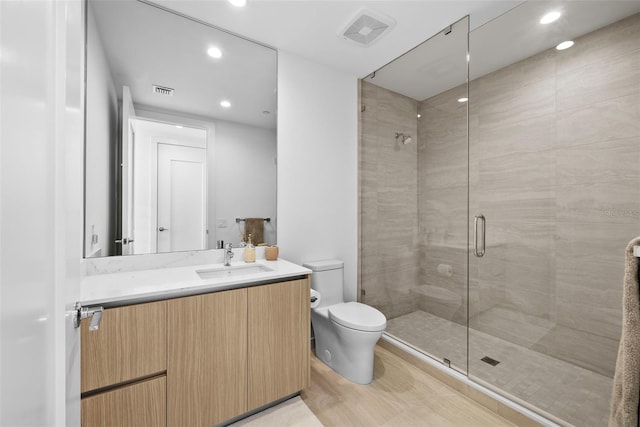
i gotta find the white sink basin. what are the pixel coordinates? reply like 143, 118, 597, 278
196, 264, 273, 280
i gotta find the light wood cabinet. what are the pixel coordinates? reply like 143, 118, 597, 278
167, 288, 248, 427
248, 278, 310, 409
81, 376, 166, 427
81, 277, 310, 427
80, 301, 167, 427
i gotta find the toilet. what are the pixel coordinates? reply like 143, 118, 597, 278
304, 259, 386, 385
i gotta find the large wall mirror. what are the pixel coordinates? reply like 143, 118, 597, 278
84, 0, 277, 258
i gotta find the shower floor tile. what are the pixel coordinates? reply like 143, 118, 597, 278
386, 310, 612, 427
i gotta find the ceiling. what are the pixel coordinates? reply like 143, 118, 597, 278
91, 0, 277, 129
150, 0, 524, 78
365, 0, 640, 101
93, 0, 640, 128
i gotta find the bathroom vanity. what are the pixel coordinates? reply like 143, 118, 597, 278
78, 258, 311, 427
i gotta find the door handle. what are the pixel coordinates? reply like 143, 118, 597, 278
158, 227, 169, 232
474, 214, 486, 257
115, 237, 134, 244
74, 304, 104, 331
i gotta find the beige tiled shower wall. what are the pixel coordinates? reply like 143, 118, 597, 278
360, 81, 419, 319
361, 13, 639, 377
419, 13, 640, 377
417, 85, 470, 327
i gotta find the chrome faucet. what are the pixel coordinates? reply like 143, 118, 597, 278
224, 243, 234, 266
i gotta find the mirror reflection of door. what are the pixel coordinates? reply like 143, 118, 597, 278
119, 86, 136, 255
131, 118, 208, 255
156, 143, 207, 253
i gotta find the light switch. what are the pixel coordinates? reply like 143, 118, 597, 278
217, 218, 228, 228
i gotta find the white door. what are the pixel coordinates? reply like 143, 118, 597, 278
120, 86, 136, 255
1, 0, 83, 425
156, 143, 207, 253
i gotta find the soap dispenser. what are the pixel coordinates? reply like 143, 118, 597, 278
244, 234, 256, 263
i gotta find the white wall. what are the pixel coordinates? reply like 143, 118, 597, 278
84, 4, 118, 257
277, 52, 359, 302
0, 0, 84, 425
215, 121, 277, 247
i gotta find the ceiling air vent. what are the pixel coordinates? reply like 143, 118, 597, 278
152, 84, 174, 96
341, 8, 395, 47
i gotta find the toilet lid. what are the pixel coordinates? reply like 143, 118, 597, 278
328, 302, 387, 332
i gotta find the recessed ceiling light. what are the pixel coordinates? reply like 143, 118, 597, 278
556, 40, 574, 50
175, 125, 183, 129
228, 0, 246, 7
540, 11, 561, 25
207, 46, 222, 59
220, 100, 231, 108
458, 97, 468, 103
417, 114, 421, 118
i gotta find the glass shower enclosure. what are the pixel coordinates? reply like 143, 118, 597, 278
359, 2, 640, 426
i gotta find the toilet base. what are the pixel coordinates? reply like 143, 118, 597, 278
312, 311, 383, 385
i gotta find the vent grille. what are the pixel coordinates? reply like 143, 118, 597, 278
341, 9, 394, 47
152, 85, 174, 96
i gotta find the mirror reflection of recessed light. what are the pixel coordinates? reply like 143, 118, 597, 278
220, 100, 231, 108
228, 0, 247, 7
556, 40, 574, 50
458, 97, 468, 103
207, 46, 222, 59
175, 125, 183, 129
540, 11, 561, 25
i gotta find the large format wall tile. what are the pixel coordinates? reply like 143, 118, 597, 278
419, 13, 640, 377
556, 95, 639, 148
360, 81, 418, 319
360, 14, 640, 379
556, 50, 640, 112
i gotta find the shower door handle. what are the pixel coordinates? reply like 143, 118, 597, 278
474, 214, 486, 258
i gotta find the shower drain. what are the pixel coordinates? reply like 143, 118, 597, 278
481, 356, 500, 366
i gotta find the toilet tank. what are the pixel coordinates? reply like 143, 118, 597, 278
303, 259, 344, 307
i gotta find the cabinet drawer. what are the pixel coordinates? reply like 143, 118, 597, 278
81, 301, 167, 392
81, 376, 166, 427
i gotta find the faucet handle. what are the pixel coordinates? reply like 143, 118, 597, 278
225, 243, 233, 250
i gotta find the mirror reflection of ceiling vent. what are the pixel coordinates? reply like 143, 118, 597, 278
341, 8, 395, 47
152, 85, 174, 96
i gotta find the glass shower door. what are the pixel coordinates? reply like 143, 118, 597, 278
359, 16, 470, 374
468, 2, 640, 425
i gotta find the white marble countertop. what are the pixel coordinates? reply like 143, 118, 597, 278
80, 258, 311, 307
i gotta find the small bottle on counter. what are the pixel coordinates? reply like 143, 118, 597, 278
244, 234, 256, 263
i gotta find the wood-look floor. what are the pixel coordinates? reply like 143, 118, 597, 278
301, 345, 517, 427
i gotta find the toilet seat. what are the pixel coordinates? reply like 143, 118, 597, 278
328, 302, 386, 332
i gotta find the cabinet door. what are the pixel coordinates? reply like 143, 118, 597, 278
167, 289, 248, 427
248, 278, 310, 409
81, 301, 167, 392
81, 376, 166, 427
